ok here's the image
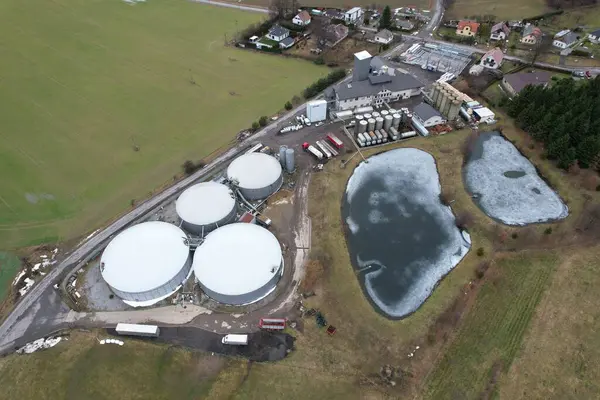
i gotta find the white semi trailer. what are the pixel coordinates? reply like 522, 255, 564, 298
115, 323, 160, 337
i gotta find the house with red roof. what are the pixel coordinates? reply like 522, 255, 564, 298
456, 20, 480, 37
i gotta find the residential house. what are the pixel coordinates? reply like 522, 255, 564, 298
490, 22, 510, 40
456, 20, 480, 37
553, 30, 579, 49
588, 28, 600, 43
502, 70, 552, 97
326, 24, 349, 47
267, 25, 290, 42
292, 10, 311, 26
333, 51, 424, 110
480, 47, 504, 69
396, 19, 414, 31
508, 20, 524, 30
324, 9, 344, 20
344, 7, 364, 25
374, 29, 394, 44
413, 103, 447, 127
279, 37, 295, 49
521, 23, 542, 45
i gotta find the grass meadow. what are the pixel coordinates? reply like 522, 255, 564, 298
0, 0, 326, 249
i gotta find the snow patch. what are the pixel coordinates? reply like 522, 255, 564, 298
465, 134, 568, 225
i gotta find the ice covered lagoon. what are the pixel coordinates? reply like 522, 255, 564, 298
464, 131, 568, 225
343, 148, 471, 319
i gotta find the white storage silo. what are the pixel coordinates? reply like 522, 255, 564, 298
380, 110, 389, 117
176, 182, 237, 235
285, 148, 295, 173
193, 223, 284, 305
367, 118, 376, 131
375, 117, 384, 130
278, 146, 287, 167
227, 153, 283, 201
383, 115, 393, 130
392, 113, 401, 129
358, 120, 368, 133
364, 113, 372, 120
372, 111, 381, 118
100, 222, 191, 307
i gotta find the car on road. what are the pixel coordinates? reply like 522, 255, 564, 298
572, 70, 586, 78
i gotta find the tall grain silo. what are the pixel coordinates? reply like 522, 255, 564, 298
392, 113, 401, 129
176, 182, 237, 235
358, 120, 368, 133
375, 117, 384, 130
443, 95, 455, 117
227, 153, 283, 201
439, 91, 450, 117
383, 115, 393, 130
278, 146, 287, 167
285, 148, 295, 173
448, 99, 461, 121
430, 83, 441, 105
367, 118, 376, 131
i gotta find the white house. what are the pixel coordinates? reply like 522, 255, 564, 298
588, 28, 600, 43
344, 7, 364, 25
293, 11, 311, 26
374, 29, 394, 44
480, 48, 504, 69
553, 30, 579, 49
267, 25, 290, 42
490, 22, 510, 41
413, 103, 446, 127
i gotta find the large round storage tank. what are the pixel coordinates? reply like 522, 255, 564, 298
375, 117, 384, 130
367, 118, 376, 131
100, 221, 191, 307
193, 223, 284, 305
227, 153, 283, 201
285, 148, 295, 173
358, 120, 368, 133
176, 182, 237, 235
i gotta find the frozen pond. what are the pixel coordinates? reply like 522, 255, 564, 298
343, 148, 471, 319
464, 132, 568, 225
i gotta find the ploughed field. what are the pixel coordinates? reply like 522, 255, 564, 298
464, 131, 568, 225
0, 0, 325, 248
343, 148, 470, 319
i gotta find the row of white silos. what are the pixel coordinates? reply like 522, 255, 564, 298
431, 82, 462, 121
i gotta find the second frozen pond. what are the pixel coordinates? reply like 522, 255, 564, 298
343, 148, 470, 319
464, 131, 568, 225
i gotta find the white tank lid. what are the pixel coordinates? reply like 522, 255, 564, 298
176, 182, 235, 226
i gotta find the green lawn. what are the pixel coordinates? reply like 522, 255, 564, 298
0, 331, 234, 400
0, 0, 326, 249
0, 252, 20, 303
446, 0, 548, 20
423, 252, 560, 400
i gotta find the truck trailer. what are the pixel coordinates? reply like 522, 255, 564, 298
115, 323, 160, 338
302, 142, 324, 160
316, 141, 333, 159
222, 334, 249, 345
326, 133, 344, 149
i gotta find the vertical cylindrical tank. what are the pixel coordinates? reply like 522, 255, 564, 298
383, 115, 393, 130
436, 88, 446, 110
354, 122, 360, 135
364, 113, 372, 120
358, 120, 368, 133
443, 95, 455, 117
367, 118, 376, 131
372, 111, 381, 119
439, 92, 449, 117
430, 83, 440, 105
448, 100, 461, 121
285, 148, 295, 173
388, 108, 397, 114
355, 114, 364, 122
380, 109, 389, 117
375, 117, 384, 130
392, 113, 401, 129
279, 146, 287, 167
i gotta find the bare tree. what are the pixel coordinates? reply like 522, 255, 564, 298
530, 35, 552, 65
269, 0, 299, 19
312, 17, 331, 49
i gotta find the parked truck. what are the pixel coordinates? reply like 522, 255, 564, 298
316, 141, 332, 159
320, 140, 338, 157
115, 323, 160, 338
302, 142, 324, 160
222, 334, 249, 345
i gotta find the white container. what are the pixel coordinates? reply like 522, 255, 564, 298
222, 334, 249, 345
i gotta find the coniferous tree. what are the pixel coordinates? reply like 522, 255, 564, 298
547, 134, 571, 159
576, 136, 600, 168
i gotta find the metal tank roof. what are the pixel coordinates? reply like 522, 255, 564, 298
227, 153, 282, 190
176, 182, 235, 226
193, 223, 282, 297
101, 222, 189, 294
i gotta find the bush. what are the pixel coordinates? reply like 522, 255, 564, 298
303, 69, 347, 99
544, 227, 553, 235
251, 121, 260, 130
314, 56, 325, 65
475, 261, 490, 279
284, 101, 293, 110
259, 116, 268, 127
476, 247, 485, 257
182, 160, 196, 175
597, 184, 600, 192
109, 294, 114, 299
511, 232, 518, 239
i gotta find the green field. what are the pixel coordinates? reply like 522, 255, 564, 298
0, 253, 20, 303
446, 0, 548, 20
0, 331, 239, 399
0, 0, 326, 249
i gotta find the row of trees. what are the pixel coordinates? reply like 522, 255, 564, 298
506, 77, 600, 169
303, 68, 346, 98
